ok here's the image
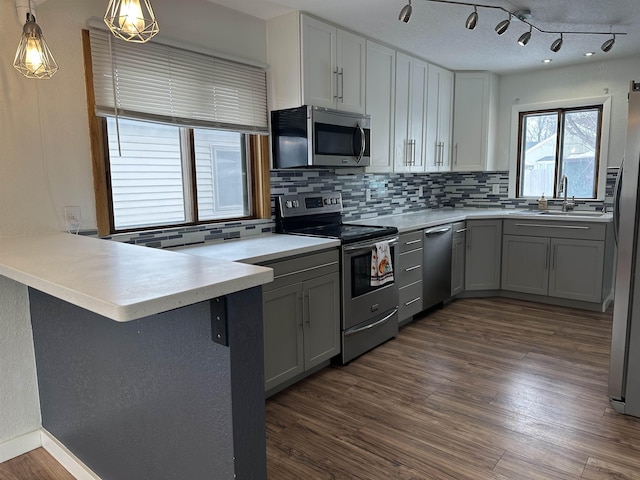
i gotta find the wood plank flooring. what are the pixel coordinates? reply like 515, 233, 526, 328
0, 448, 74, 480
2, 298, 639, 479
266, 298, 640, 479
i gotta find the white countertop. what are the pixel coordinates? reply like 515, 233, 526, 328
0, 232, 273, 322
352, 208, 613, 233
172, 233, 340, 264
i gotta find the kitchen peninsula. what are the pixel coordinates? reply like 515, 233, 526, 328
0, 232, 273, 480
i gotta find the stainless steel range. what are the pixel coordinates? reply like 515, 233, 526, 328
276, 193, 399, 363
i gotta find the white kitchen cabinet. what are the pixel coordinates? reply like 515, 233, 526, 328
267, 13, 365, 113
394, 53, 428, 172
425, 65, 454, 172
365, 40, 395, 173
452, 71, 499, 171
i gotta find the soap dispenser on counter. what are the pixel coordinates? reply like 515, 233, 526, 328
537, 193, 548, 210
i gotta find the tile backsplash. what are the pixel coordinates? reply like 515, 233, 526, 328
106, 168, 618, 248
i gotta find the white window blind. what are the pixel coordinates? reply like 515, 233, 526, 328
89, 29, 268, 134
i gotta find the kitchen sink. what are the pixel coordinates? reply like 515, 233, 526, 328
538, 210, 605, 217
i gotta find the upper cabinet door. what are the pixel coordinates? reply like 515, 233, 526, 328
365, 40, 395, 173
302, 15, 337, 110
425, 65, 454, 173
336, 29, 366, 113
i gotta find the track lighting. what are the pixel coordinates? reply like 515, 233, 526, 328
601, 35, 616, 53
465, 6, 477, 30
398, 0, 412, 23
550, 33, 563, 53
518, 26, 532, 47
13, 3, 58, 80
104, 0, 159, 43
494, 14, 511, 35
395, 0, 626, 58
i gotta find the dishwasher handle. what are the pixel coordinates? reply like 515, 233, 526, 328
425, 226, 452, 235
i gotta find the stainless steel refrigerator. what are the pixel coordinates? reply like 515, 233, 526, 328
609, 80, 640, 417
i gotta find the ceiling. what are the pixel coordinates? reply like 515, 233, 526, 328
204, 0, 640, 74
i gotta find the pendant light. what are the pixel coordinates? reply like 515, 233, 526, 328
465, 6, 478, 30
518, 26, 532, 47
104, 0, 159, 43
13, 8, 58, 79
601, 34, 616, 53
494, 13, 511, 35
398, 0, 412, 23
550, 33, 563, 52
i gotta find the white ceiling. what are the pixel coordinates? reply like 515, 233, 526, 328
205, 0, 640, 74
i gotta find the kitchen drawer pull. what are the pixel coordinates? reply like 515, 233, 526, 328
513, 223, 590, 230
455, 228, 467, 233
404, 297, 421, 306
344, 308, 398, 336
273, 261, 339, 280
405, 265, 421, 272
405, 239, 422, 246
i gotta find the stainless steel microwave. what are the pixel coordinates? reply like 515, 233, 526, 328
271, 106, 371, 168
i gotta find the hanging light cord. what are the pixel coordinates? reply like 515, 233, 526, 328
108, 33, 123, 157
406, 0, 626, 38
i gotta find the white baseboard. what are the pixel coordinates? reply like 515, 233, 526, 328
0, 430, 41, 463
41, 430, 101, 480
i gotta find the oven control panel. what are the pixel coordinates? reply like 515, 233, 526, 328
277, 193, 343, 217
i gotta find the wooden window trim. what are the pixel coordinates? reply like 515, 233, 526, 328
82, 30, 271, 236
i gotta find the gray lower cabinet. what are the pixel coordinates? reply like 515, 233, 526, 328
465, 219, 502, 290
501, 235, 550, 295
501, 220, 609, 304
398, 231, 423, 325
549, 238, 604, 302
451, 222, 466, 296
261, 250, 340, 394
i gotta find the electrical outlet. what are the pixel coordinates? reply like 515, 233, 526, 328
64, 206, 81, 232
418, 185, 424, 198
365, 189, 372, 202
492, 184, 500, 195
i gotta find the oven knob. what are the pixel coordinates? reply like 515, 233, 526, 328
293, 200, 300, 208
332, 198, 338, 204
285, 201, 293, 209
324, 198, 331, 205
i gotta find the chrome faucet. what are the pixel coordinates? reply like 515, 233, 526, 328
559, 175, 575, 212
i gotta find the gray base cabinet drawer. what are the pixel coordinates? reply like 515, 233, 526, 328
399, 281, 423, 320
398, 248, 423, 286
503, 219, 605, 241
399, 231, 423, 253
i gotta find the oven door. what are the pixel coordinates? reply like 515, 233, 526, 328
342, 236, 399, 330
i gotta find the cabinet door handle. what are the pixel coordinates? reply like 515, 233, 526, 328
338, 67, 344, 102
545, 245, 549, 269
454, 143, 458, 167
333, 68, 339, 101
405, 265, 421, 272
514, 223, 590, 230
405, 297, 421, 306
552, 245, 557, 269
455, 228, 467, 234
405, 239, 421, 246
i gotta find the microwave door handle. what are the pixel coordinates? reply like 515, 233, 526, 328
356, 123, 366, 163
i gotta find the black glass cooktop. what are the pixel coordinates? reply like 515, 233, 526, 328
287, 223, 397, 244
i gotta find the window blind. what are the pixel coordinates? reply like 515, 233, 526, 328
89, 29, 268, 134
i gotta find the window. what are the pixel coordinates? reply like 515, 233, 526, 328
84, 29, 270, 234
516, 105, 603, 199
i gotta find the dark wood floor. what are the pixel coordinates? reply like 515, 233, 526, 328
2, 298, 639, 479
266, 297, 640, 479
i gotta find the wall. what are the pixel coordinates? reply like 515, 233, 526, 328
496, 55, 640, 171
0, 0, 266, 451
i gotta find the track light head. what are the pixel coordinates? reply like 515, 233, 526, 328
399, 1, 412, 23
495, 14, 511, 35
518, 27, 532, 47
550, 34, 563, 53
601, 35, 616, 53
465, 6, 478, 30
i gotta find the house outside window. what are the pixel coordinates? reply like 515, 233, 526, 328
517, 106, 603, 199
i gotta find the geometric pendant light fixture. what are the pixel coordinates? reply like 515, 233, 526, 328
104, 0, 159, 43
13, 0, 58, 79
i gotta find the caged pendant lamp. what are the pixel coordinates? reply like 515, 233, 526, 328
104, 0, 159, 43
13, 6, 58, 79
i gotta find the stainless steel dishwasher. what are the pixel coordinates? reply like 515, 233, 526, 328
423, 224, 453, 310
